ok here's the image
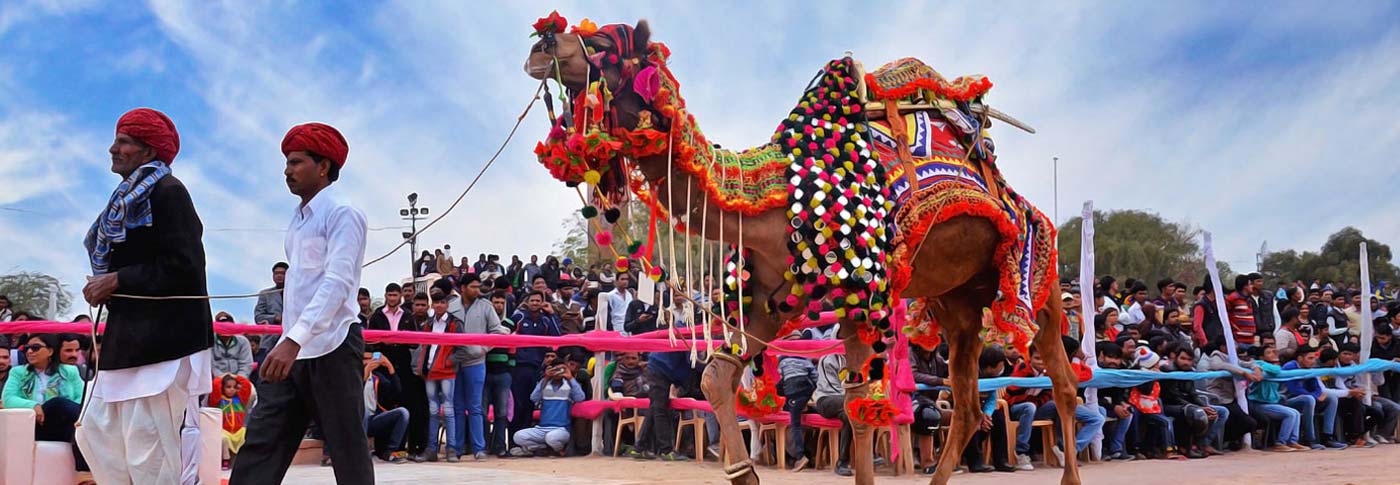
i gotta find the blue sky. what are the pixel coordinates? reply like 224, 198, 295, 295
1, 1, 1397, 320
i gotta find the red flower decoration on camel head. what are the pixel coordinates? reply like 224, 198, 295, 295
531, 11, 568, 36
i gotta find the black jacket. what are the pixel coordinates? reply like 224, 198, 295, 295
367, 306, 420, 375
1252, 293, 1277, 336
1159, 369, 1206, 407
102, 176, 214, 370
624, 300, 658, 335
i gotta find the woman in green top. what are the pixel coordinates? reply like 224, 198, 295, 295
2, 333, 87, 470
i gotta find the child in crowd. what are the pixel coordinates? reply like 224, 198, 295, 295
513, 354, 586, 456
1245, 346, 1305, 451
214, 374, 251, 470
1128, 347, 1175, 459
961, 346, 1016, 473
414, 289, 467, 462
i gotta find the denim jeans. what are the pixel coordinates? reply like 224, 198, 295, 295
484, 370, 513, 454
426, 378, 457, 454
453, 364, 487, 454
1251, 402, 1301, 445
1284, 394, 1336, 443
1097, 406, 1134, 455
366, 408, 410, 454
1010, 402, 1036, 455
782, 376, 815, 460
1033, 401, 1104, 453
1206, 405, 1229, 446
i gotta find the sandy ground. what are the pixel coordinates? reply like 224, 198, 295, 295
253, 445, 1400, 484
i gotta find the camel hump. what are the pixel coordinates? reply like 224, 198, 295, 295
863, 57, 992, 103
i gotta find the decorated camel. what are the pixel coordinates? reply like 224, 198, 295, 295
523, 13, 1080, 485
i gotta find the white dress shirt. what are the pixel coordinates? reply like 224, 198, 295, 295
282, 185, 368, 360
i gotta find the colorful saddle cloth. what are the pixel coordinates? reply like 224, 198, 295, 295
870, 108, 1057, 354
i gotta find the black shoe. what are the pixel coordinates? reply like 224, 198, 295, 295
969, 464, 995, 473
993, 463, 1018, 473
835, 462, 853, 477
1185, 448, 1207, 459
920, 465, 937, 475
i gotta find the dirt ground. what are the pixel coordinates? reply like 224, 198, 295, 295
264, 445, 1400, 484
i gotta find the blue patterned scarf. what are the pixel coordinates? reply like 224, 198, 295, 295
85, 161, 171, 274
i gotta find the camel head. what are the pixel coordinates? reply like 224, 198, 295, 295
526, 13, 664, 197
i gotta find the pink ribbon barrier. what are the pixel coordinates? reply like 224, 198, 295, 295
0, 321, 847, 356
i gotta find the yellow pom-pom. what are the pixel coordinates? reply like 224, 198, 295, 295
583, 170, 601, 185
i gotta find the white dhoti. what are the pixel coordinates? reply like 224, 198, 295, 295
76, 350, 212, 485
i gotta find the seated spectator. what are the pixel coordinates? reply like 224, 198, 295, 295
1128, 347, 1175, 459
1095, 308, 1121, 342
962, 346, 1016, 473
0, 349, 10, 404
512, 354, 586, 456
609, 351, 648, 399
510, 291, 563, 449
1160, 345, 1226, 458
364, 351, 409, 464
1011, 341, 1102, 462
909, 341, 948, 474
624, 298, 660, 336
413, 289, 468, 462
213, 374, 251, 469
211, 312, 253, 378
1329, 343, 1397, 446
1372, 321, 1400, 403
813, 343, 853, 476
1281, 345, 1347, 449
1094, 341, 1136, 461
56, 333, 93, 381
1245, 346, 1304, 451
1, 334, 87, 471
1196, 336, 1262, 449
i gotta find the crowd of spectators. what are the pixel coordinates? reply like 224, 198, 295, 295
2, 257, 1399, 477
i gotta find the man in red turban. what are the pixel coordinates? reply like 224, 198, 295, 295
232, 122, 373, 484
113, 107, 181, 169
79, 108, 214, 484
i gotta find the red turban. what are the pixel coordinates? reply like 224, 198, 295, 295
116, 108, 180, 164
281, 123, 348, 168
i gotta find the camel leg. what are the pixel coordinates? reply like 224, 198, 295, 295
840, 337, 875, 485
927, 298, 986, 485
1033, 296, 1082, 485
703, 352, 761, 485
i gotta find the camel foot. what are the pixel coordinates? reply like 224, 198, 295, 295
724, 459, 761, 485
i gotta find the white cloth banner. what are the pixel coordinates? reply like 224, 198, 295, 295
1360, 242, 1375, 405
1078, 202, 1099, 413
1203, 232, 1249, 413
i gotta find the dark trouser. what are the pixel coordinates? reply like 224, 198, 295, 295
814, 395, 851, 465
484, 370, 513, 454
1338, 397, 1371, 441
366, 408, 409, 455
508, 364, 542, 447
230, 325, 372, 485
1164, 404, 1209, 448
638, 367, 678, 454
1222, 401, 1258, 443
36, 397, 88, 471
401, 372, 429, 454
1380, 371, 1400, 403
963, 407, 1009, 467
782, 375, 815, 461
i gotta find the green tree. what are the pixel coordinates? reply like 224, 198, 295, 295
0, 271, 72, 318
1259, 227, 1399, 286
1057, 210, 1216, 289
